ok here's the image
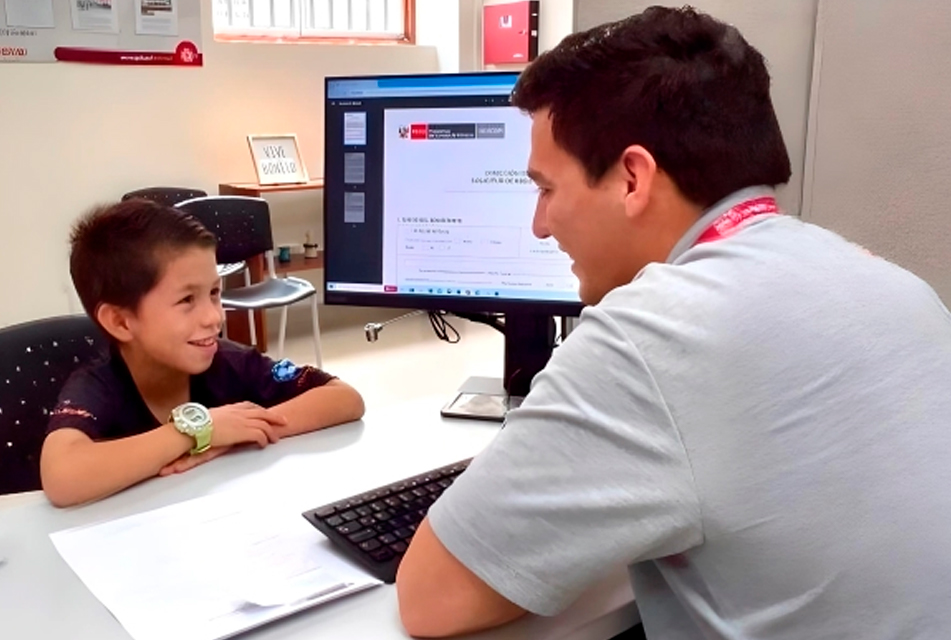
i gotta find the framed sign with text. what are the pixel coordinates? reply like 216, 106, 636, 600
247, 134, 309, 186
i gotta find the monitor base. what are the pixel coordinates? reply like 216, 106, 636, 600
440, 376, 523, 423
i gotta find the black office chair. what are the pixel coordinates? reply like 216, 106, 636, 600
176, 196, 323, 365
122, 187, 246, 279
121, 186, 207, 207
0, 315, 107, 495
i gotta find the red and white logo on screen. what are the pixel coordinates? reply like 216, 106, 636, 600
410, 124, 428, 140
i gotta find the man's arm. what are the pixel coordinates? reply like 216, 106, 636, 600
40, 425, 193, 507
397, 518, 527, 638
271, 379, 365, 437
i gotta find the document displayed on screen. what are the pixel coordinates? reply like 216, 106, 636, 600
382, 106, 578, 301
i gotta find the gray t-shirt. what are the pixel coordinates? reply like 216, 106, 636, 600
429, 187, 951, 639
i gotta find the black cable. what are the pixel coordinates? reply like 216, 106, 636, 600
427, 311, 460, 343
450, 311, 505, 334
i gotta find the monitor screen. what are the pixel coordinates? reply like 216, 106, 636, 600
323, 72, 582, 318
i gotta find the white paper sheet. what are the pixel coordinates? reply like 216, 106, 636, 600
135, 0, 178, 36
4, 0, 55, 28
70, 0, 119, 33
50, 491, 381, 640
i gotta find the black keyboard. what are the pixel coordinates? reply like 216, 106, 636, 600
302, 459, 471, 583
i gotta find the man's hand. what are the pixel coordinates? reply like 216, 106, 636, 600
208, 402, 287, 448
159, 446, 232, 476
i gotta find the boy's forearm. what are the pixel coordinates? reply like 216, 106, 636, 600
41, 425, 193, 507
273, 381, 366, 437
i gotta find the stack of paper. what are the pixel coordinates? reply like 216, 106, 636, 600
50, 491, 381, 640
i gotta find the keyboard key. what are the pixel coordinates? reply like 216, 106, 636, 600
314, 506, 336, 517
384, 497, 402, 508
348, 529, 376, 543
359, 539, 382, 552
374, 522, 394, 534
412, 487, 428, 498
340, 510, 359, 522
370, 501, 386, 512
424, 483, 442, 494
325, 515, 344, 527
356, 506, 373, 517
379, 533, 398, 545
374, 511, 392, 521
370, 547, 395, 562
359, 516, 376, 527
438, 478, 453, 488
336, 521, 363, 535
399, 492, 415, 503
394, 527, 414, 540
390, 541, 408, 554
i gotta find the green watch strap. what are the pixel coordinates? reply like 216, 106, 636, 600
190, 428, 213, 455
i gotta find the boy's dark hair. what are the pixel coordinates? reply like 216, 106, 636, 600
511, 6, 791, 208
70, 199, 216, 327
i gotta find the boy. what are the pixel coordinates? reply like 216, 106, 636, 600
41, 200, 365, 507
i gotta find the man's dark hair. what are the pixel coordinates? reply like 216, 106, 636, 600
69, 199, 216, 328
511, 6, 791, 208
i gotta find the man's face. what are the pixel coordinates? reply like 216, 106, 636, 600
528, 109, 637, 306
125, 247, 224, 375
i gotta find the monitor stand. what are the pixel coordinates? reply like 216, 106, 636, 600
440, 313, 555, 422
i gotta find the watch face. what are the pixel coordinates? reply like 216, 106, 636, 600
176, 402, 211, 435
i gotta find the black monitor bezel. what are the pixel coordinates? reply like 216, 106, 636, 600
322, 71, 583, 319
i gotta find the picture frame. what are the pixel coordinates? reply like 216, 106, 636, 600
246, 134, 309, 186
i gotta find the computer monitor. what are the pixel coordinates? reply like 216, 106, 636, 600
323, 72, 582, 402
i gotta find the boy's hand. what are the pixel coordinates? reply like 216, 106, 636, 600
208, 402, 286, 448
159, 446, 232, 476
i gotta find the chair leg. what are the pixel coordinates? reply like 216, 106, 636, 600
278, 306, 288, 360
311, 295, 323, 367
243, 269, 256, 348
248, 310, 257, 347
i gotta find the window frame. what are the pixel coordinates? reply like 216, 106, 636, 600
213, 0, 416, 45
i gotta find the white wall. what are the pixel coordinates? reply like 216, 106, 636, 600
802, 0, 951, 303
416, 0, 461, 72
0, 1, 438, 328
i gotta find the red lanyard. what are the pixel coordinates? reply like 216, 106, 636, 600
692, 196, 780, 247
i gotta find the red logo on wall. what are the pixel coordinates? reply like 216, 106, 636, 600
410, 124, 428, 140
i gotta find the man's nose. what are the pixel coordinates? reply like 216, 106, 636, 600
532, 199, 550, 239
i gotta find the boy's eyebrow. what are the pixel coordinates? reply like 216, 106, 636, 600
177, 279, 222, 293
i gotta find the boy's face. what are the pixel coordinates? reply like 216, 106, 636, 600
126, 247, 224, 375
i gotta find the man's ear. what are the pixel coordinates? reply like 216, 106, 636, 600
96, 303, 134, 343
619, 145, 658, 222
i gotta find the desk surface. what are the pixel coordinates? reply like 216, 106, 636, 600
0, 396, 637, 640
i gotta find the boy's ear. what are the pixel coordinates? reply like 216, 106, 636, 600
95, 303, 134, 343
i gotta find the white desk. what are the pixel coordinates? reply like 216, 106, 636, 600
0, 396, 638, 640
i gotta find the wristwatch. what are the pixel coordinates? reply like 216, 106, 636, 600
170, 402, 214, 455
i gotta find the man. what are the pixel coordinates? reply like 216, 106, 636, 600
397, 6, 951, 639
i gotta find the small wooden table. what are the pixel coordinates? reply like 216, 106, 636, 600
218, 179, 324, 197
218, 181, 325, 353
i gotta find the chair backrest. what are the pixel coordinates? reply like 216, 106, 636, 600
175, 196, 275, 265
122, 187, 208, 207
0, 315, 107, 495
